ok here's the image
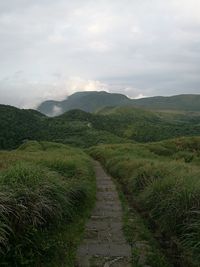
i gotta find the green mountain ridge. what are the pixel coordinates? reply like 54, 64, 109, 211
38, 91, 129, 116
1, 104, 200, 150
37, 91, 200, 116
0, 104, 128, 149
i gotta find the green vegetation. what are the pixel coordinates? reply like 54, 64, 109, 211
37, 91, 200, 116
37, 91, 130, 115
1, 95, 200, 266
95, 106, 200, 142
0, 105, 128, 150
0, 141, 96, 266
89, 136, 200, 267
131, 94, 200, 112
1, 104, 200, 150
0, 105, 46, 149
115, 178, 172, 267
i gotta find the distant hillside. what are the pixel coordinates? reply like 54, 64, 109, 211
1, 104, 200, 150
0, 105, 46, 149
93, 106, 200, 142
37, 91, 200, 116
0, 105, 128, 149
132, 94, 200, 112
37, 91, 129, 116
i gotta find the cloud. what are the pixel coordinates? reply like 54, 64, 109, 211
134, 93, 148, 99
0, 74, 109, 108
50, 105, 63, 117
0, 0, 200, 108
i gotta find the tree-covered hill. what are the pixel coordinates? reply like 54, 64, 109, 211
0, 105, 47, 149
37, 91, 200, 116
0, 105, 128, 149
1, 104, 200, 150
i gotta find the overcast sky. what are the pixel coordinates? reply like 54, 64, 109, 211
0, 0, 200, 108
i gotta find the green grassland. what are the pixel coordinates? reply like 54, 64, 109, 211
94, 106, 200, 142
89, 136, 200, 267
0, 141, 96, 266
1, 100, 200, 266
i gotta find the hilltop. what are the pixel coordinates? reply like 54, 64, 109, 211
37, 91, 200, 116
37, 91, 129, 116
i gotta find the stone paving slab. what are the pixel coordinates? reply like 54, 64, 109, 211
76, 161, 132, 267
93, 205, 122, 213
95, 203, 121, 210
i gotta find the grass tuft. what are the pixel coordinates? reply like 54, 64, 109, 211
89, 136, 200, 266
0, 141, 96, 266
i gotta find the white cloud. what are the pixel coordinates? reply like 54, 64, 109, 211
50, 105, 63, 117
0, 75, 109, 108
89, 41, 111, 52
0, 0, 200, 108
134, 93, 148, 99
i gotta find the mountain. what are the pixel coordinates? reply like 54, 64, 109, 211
37, 91, 200, 116
1, 104, 200, 150
37, 91, 130, 116
131, 94, 200, 112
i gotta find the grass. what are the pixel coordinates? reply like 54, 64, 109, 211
0, 141, 96, 266
89, 136, 200, 267
113, 176, 172, 267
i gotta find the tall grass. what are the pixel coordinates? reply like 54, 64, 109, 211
0, 141, 95, 266
89, 137, 200, 266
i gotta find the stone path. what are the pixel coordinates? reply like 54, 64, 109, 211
76, 161, 132, 267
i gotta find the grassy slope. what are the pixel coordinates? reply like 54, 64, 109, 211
95, 106, 200, 142
89, 136, 200, 267
114, 174, 172, 267
0, 141, 96, 266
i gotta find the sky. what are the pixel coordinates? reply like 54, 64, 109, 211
0, 0, 200, 108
